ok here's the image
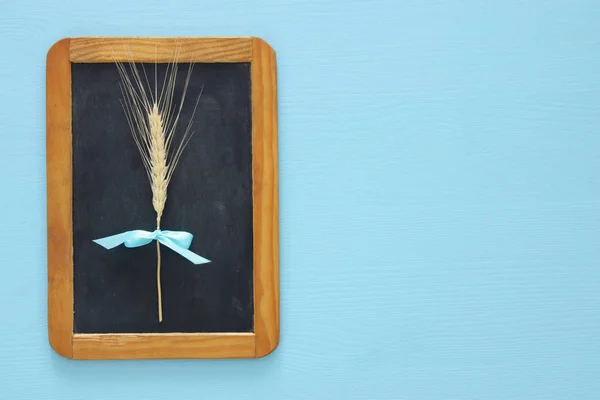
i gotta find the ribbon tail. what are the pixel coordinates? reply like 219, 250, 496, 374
93, 231, 135, 249
157, 237, 211, 265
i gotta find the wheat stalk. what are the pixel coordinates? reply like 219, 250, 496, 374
115, 45, 202, 322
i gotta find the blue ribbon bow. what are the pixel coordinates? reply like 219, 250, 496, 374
93, 229, 211, 265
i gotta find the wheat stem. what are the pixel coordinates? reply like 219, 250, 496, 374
157, 240, 162, 323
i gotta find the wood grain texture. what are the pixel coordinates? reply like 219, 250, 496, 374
46, 38, 73, 359
70, 37, 253, 63
72, 333, 255, 359
251, 38, 280, 357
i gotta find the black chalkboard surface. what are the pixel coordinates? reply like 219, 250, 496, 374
71, 62, 254, 334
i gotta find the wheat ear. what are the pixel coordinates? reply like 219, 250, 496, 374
115, 45, 202, 322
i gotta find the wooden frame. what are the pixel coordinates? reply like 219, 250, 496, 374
46, 37, 279, 359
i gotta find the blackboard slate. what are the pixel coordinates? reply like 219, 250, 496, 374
71, 62, 254, 334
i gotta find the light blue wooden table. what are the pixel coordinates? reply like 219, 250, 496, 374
0, 0, 599, 398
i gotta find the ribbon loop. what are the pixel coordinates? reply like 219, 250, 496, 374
93, 229, 211, 265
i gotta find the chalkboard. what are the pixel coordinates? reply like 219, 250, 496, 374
47, 37, 279, 359
72, 62, 254, 334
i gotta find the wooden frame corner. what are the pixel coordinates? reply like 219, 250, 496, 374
46, 36, 279, 360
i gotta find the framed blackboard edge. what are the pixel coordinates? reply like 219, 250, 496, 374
47, 37, 74, 359
46, 36, 279, 360
251, 37, 279, 358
